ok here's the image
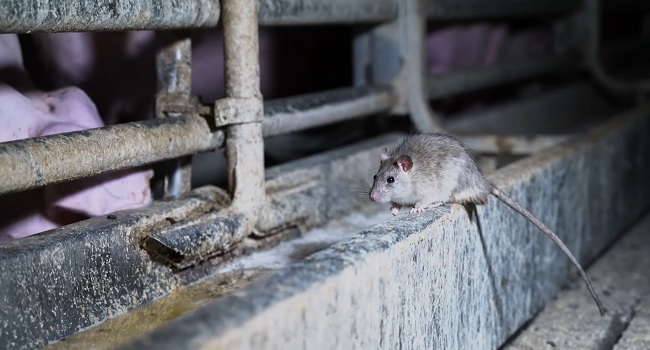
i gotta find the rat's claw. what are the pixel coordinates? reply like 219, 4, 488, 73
390, 203, 401, 216
410, 207, 425, 214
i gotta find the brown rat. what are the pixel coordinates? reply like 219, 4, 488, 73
369, 133, 606, 316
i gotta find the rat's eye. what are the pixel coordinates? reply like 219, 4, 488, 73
387, 176, 395, 184
373, 175, 377, 180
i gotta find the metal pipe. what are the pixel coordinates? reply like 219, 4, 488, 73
143, 0, 265, 267
0, 86, 393, 196
0, 116, 221, 196
0, 0, 220, 33
156, 32, 194, 198
459, 134, 571, 155
585, 0, 650, 95
428, 54, 581, 100
427, 0, 580, 19
402, 0, 445, 132
258, 0, 397, 25
221, 0, 265, 234
263, 86, 395, 137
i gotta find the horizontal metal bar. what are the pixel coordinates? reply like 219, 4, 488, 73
428, 54, 581, 100
0, 0, 220, 33
262, 86, 395, 137
447, 82, 621, 135
258, 0, 397, 25
427, 0, 580, 19
0, 86, 392, 195
0, 115, 221, 196
460, 134, 571, 155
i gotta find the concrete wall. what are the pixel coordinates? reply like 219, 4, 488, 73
119, 106, 650, 349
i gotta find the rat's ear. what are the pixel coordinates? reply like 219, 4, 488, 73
396, 155, 413, 172
380, 147, 389, 161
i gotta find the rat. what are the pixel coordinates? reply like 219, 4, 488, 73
369, 133, 606, 316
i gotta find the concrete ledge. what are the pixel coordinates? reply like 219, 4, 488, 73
118, 106, 650, 349
0, 133, 404, 349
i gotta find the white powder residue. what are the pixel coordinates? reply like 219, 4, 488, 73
218, 209, 393, 273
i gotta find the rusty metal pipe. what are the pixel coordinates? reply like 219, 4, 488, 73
142, 0, 264, 267
156, 32, 194, 197
427, 0, 580, 19
0, 0, 220, 33
221, 0, 265, 223
258, 0, 397, 25
263, 85, 395, 137
0, 116, 221, 196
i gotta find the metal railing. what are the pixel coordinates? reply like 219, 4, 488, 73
0, 0, 647, 260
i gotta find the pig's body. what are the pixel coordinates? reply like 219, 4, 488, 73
0, 34, 153, 241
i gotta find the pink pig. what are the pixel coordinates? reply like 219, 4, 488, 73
0, 34, 153, 241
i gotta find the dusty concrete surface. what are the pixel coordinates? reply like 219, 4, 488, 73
115, 106, 650, 349
44, 208, 392, 350
614, 295, 650, 350
505, 212, 650, 349
0, 131, 403, 349
44, 270, 267, 350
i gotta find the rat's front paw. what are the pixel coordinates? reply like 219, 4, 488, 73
390, 203, 402, 216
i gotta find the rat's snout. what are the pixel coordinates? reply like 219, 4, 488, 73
369, 188, 383, 202
369, 189, 379, 202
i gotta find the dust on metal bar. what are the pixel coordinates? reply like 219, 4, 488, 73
428, 54, 581, 100
0, 116, 222, 196
156, 32, 194, 198
0, 0, 220, 33
263, 85, 395, 137
427, 0, 580, 19
258, 0, 397, 25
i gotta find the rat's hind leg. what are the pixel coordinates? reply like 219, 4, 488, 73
390, 202, 402, 216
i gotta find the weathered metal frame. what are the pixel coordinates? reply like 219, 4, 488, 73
0, 0, 649, 347
2, 0, 648, 196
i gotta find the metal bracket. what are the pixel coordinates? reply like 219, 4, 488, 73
214, 97, 264, 127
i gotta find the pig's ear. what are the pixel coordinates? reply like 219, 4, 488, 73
396, 155, 413, 172
380, 147, 389, 161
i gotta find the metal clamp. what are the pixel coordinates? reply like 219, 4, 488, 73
214, 97, 264, 127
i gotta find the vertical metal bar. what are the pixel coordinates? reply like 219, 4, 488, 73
156, 32, 193, 197
221, 0, 265, 220
140, 2, 264, 267
584, 0, 650, 95
402, 0, 445, 132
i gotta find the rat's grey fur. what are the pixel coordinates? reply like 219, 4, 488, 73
369, 133, 606, 316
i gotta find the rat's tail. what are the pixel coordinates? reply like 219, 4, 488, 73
491, 186, 607, 316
